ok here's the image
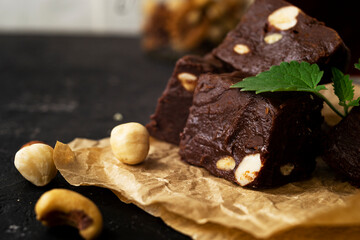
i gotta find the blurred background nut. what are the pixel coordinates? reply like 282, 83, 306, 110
35, 189, 103, 240
142, 0, 253, 58
110, 122, 150, 165
14, 141, 57, 186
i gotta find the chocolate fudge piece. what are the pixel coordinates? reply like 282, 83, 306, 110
213, 0, 350, 78
179, 73, 323, 188
146, 54, 226, 144
322, 107, 360, 186
148, 0, 349, 146
287, 0, 360, 74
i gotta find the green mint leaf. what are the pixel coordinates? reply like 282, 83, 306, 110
331, 67, 360, 116
231, 61, 325, 93
347, 98, 360, 107
331, 67, 355, 102
231, 60, 360, 118
355, 59, 360, 71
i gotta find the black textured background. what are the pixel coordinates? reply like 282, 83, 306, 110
0, 34, 190, 240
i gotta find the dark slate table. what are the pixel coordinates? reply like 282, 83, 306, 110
0, 34, 190, 240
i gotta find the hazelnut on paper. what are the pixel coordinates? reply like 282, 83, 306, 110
110, 122, 150, 165
14, 141, 57, 186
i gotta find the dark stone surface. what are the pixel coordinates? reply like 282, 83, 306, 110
0, 34, 190, 240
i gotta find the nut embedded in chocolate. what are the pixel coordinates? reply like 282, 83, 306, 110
233, 44, 250, 55
216, 156, 236, 171
268, 6, 300, 31
234, 154, 262, 186
264, 33, 283, 44
177, 72, 198, 92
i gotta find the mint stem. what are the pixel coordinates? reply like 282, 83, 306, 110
313, 92, 345, 118
344, 104, 349, 116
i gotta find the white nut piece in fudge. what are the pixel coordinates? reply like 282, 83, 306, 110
268, 6, 300, 30
35, 189, 103, 240
264, 33, 283, 44
235, 153, 262, 186
216, 156, 236, 171
110, 122, 150, 165
14, 141, 57, 186
280, 163, 295, 176
178, 72, 198, 92
233, 44, 250, 55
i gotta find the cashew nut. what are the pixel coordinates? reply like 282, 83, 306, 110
14, 141, 57, 186
110, 122, 150, 165
35, 189, 103, 240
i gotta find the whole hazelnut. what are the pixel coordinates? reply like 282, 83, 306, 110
110, 122, 150, 165
14, 142, 57, 186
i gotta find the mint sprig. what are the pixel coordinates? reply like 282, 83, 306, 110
355, 59, 360, 71
231, 61, 326, 93
331, 68, 360, 115
231, 60, 360, 118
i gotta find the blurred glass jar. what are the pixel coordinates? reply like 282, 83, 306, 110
142, 0, 253, 59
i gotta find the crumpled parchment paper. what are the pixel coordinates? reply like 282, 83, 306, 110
53, 84, 360, 240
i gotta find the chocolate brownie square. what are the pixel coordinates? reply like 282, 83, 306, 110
322, 106, 360, 186
179, 72, 323, 188
213, 0, 350, 78
146, 54, 226, 144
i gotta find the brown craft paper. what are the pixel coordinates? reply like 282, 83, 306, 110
53, 84, 360, 239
